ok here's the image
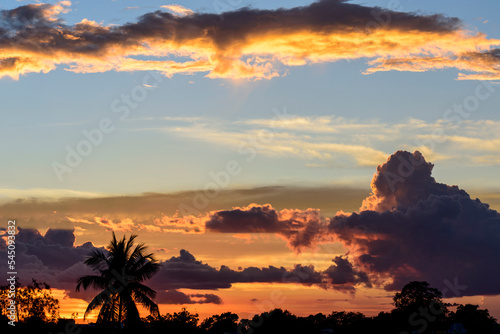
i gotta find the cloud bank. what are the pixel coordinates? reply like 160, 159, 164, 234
203, 151, 500, 295
0, 228, 360, 305
2, 150, 499, 299
1, 0, 499, 80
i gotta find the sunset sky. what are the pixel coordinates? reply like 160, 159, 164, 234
1, 0, 500, 324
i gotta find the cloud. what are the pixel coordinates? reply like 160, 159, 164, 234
156, 290, 222, 305
150, 115, 500, 168
0, 227, 98, 299
0, 226, 354, 306
149, 249, 327, 290
164, 118, 389, 166
201, 150, 500, 296
324, 256, 372, 292
0, 186, 366, 232
206, 204, 331, 250
325, 151, 500, 295
1, 0, 499, 80
2, 150, 500, 296
12, 228, 94, 271
161, 4, 194, 17
0, 188, 106, 201
0, 227, 226, 304
365, 49, 500, 80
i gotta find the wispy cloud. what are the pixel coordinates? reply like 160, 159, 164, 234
136, 116, 500, 167
0, 188, 107, 201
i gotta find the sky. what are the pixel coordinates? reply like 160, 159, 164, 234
0, 0, 500, 324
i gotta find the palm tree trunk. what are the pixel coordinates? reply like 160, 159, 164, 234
118, 295, 122, 326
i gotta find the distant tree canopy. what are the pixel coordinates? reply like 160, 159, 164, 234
0, 278, 59, 323
393, 281, 444, 312
144, 308, 201, 334
451, 304, 499, 334
0, 278, 499, 334
392, 281, 448, 333
200, 311, 239, 334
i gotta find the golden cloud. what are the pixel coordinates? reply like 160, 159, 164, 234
0, 0, 499, 80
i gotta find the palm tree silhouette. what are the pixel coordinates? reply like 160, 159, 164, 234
76, 232, 160, 327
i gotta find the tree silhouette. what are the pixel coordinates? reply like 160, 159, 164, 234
76, 232, 160, 327
144, 308, 201, 334
451, 304, 499, 334
0, 278, 59, 323
201, 312, 239, 333
393, 281, 448, 334
393, 281, 444, 312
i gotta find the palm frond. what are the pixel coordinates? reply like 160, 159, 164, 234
76, 232, 160, 327
122, 294, 141, 325
83, 249, 110, 271
132, 288, 159, 318
129, 282, 157, 299
131, 261, 161, 282
84, 290, 111, 319
76, 275, 108, 292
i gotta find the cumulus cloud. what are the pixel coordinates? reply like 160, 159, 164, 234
206, 204, 332, 250
0, 227, 98, 299
324, 256, 372, 292
2, 151, 499, 296
0, 227, 353, 306
326, 151, 500, 294
0, 0, 499, 80
201, 150, 500, 296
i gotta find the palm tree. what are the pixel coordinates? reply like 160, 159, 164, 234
76, 232, 160, 327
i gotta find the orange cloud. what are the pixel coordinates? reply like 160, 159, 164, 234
67, 216, 135, 232
0, 1, 499, 80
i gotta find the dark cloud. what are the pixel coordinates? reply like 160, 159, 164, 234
156, 290, 222, 305
13, 228, 94, 270
0, 0, 497, 79
0, 228, 98, 301
150, 249, 326, 290
324, 256, 372, 292
327, 151, 500, 295
206, 205, 281, 233
201, 151, 500, 296
0, 228, 346, 305
2, 149, 499, 297
360, 150, 467, 211
0, 186, 364, 231
206, 204, 330, 250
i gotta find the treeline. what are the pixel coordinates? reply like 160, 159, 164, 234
2, 303, 500, 334
2, 278, 499, 334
